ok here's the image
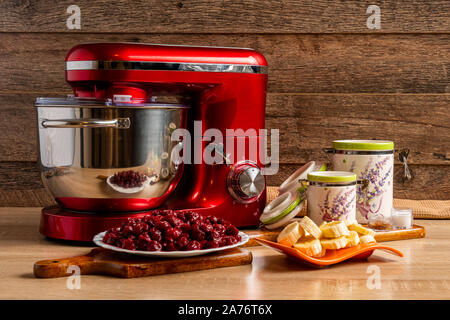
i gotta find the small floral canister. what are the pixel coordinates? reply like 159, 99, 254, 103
306, 171, 357, 226
328, 140, 394, 224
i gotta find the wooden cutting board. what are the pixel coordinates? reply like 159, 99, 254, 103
368, 224, 426, 242
34, 247, 252, 279
242, 224, 425, 244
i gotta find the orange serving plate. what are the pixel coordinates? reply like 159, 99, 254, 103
255, 238, 403, 267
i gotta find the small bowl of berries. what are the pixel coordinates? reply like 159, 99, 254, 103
106, 170, 153, 194
93, 210, 249, 258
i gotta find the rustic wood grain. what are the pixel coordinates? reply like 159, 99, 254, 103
1, 93, 448, 164
1, 209, 449, 299
0, 33, 449, 93
34, 247, 253, 278
243, 225, 426, 243
0, 161, 57, 206
267, 94, 450, 165
0, 3, 449, 205
370, 225, 426, 242
1, 0, 449, 33
269, 163, 450, 200
0, 189, 56, 207
0, 161, 448, 206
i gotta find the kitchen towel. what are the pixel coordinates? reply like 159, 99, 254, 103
266, 186, 450, 219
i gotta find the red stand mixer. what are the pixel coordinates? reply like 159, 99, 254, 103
36, 43, 268, 241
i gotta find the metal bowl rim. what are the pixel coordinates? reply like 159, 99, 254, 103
35, 97, 190, 109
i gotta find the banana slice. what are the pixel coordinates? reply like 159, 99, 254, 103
347, 222, 376, 236
360, 235, 376, 244
312, 248, 327, 258
277, 221, 303, 247
320, 236, 348, 250
320, 221, 350, 238
293, 238, 322, 257
298, 216, 322, 239
345, 231, 360, 248
345, 219, 358, 226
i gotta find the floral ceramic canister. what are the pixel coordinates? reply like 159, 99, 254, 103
329, 140, 394, 224
306, 171, 357, 226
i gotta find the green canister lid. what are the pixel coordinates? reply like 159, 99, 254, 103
307, 171, 357, 183
333, 140, 394, 151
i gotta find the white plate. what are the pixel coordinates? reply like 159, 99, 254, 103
93, 231, 249, 258
106, 175, 152, 194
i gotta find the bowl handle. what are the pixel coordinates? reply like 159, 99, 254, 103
41, 118, 130, 129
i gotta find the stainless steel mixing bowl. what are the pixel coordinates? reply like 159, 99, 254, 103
35, 97, 189, 212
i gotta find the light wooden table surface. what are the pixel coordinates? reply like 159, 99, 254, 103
0, 207, 449, 300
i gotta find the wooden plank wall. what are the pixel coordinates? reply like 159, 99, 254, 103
0, 0, 449, 206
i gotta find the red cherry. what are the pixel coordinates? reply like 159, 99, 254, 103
176, 236, 189, 250
181, 232, 191, 239
165, 227, 182, 240
209, 230, 221, 240
177, 212, 187, 221
216, 218, 226, 225
165, 211, 176, 217
186, 211, 200, 222
164, 242, 177, 251
137, 234, 152, 250
208, 240, 220, 248
207, 216, 218, 224
190, 223, 201, 234
167, 216, 183, 227
144, 215, 157, 226
191, 229, 205, 241
121, 238, 136, 250
226, 225, 239, 236
156, 220, 172, 231
121, 225, 133, 236
180, 223, 191, 232
103, 232, 118, 245
186, 240, 201, 250
149, 229, 162, 242
200, 223, 213, 233
127, 217, 137, 224
225, 236, 238, 245
199, 240, 208, 249
214, 224, 226, 234
138, 233, 151, 242
146, 240, 162, 251
133, 222, 149, 234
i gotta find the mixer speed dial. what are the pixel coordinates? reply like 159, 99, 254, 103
227, 161, 265, 203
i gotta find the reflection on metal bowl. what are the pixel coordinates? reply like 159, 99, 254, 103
36, 97, 189, 212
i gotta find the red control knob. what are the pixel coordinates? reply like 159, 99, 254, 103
227, 161, 265, 203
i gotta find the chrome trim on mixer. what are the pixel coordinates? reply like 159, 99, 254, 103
66, 60, 268, 74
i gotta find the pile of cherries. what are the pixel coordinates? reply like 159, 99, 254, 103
103, 210, 241, 251
110, 170, 147, 189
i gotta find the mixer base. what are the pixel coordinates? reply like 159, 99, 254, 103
40, 206, 151, 242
